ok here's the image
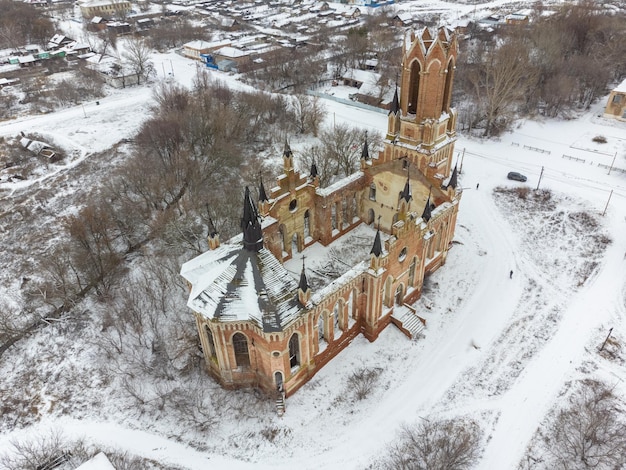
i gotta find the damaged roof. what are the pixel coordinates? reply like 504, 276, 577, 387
180, 244, 303, 332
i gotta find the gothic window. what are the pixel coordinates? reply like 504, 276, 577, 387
205, 326, 216, 359
352, 194, 358, 222
304, 210, 311, 239
408, 60, 421, 114
342, 197, 348, 228
368, 208, 375, 225
442, 58, 455, 114
333, 302, 340, 331
275, 371, 284, 392
369, 183, 376, 201
398, 247, 407, 262
331, 204, 337, 231
395, 284, 404, 305
232, 333, 250, 368
289, 333, 300, 369
318, 314, 325, 342
409, 257, 417, 287
292, 233, 299, 254
384, 277, 394, 307
279, 225, 287, 254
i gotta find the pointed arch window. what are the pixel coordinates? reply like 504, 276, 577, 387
232, 333, 250, 368
289, 333, 300, 369
409, 257, 417, 287
369, 183, 377, 201
304, 210, 311, 239
442, 58, 455, 115
408, 61, 421, 114
205, 326, 216, 359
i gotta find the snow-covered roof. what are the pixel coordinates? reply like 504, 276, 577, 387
214, 46, 250, 58
18, 55, 36, 64
613, 78, 626, 94
184, 39, 232, 51
181, 244, 303, 332
75, 453, 116, 470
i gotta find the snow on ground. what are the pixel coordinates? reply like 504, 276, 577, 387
2, 31, 626, 470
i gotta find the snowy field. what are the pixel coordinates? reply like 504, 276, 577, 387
2, 2, 626, 469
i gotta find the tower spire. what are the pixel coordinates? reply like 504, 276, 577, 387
361, 131, 370, 160
298, 256, 311, 305
400, 167, 412, 203
310, 160, 318, 179
259, 175, 268, 202
370, 216, 383, 257
283, 138, 293, 171
241, 186, 263, 251
447, 164, 458, 190
422, 189, 432, 222
389, 85, 400, 115
207, 214, 220, 250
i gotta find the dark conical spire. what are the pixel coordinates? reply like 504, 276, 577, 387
400, 168, 412, 203
422, 193, 432, 222
447, 164, 458, 190
208, 216, 218, 238
259, 176, 268, 202
283, 139, 293, 159
310, 160, 318, 179
241, 186, 263, 251
370, 227, 382, 257
298, 257, 309, 292
389, 85, 400, 115
361, 131, 370, 160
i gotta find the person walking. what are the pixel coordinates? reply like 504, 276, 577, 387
509, 270, 513, 279
476, 183, 480, 190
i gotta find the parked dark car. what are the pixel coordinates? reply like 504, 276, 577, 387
507, 171, 527, 182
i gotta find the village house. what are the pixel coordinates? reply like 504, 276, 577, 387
78, 0, 132, 19
181, 27, 462, 405
603, 78, 626, 122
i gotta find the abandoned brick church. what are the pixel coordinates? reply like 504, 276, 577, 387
181, 27, 462, 398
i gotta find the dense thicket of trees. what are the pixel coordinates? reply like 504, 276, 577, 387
0, 0, 53, 50
455, 2, 626, 135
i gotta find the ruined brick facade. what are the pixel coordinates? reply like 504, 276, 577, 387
182, 28, 462, 398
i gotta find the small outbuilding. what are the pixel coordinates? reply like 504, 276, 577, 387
603, 79, 626, 122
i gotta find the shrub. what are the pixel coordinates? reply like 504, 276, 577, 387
592, 135, 607, 144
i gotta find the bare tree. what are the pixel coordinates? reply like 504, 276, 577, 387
292, 94, 326, 136
464, 35, 538, 136
380, 418, 482, 470
123, 38, 155, 85
547, 380, 626, 469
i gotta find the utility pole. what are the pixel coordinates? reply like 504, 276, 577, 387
599, 327, 613, 352
536, 166, 544, 190
608, 152, 617, 175
602, 189, 613, 216
459, 148, 466, 174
